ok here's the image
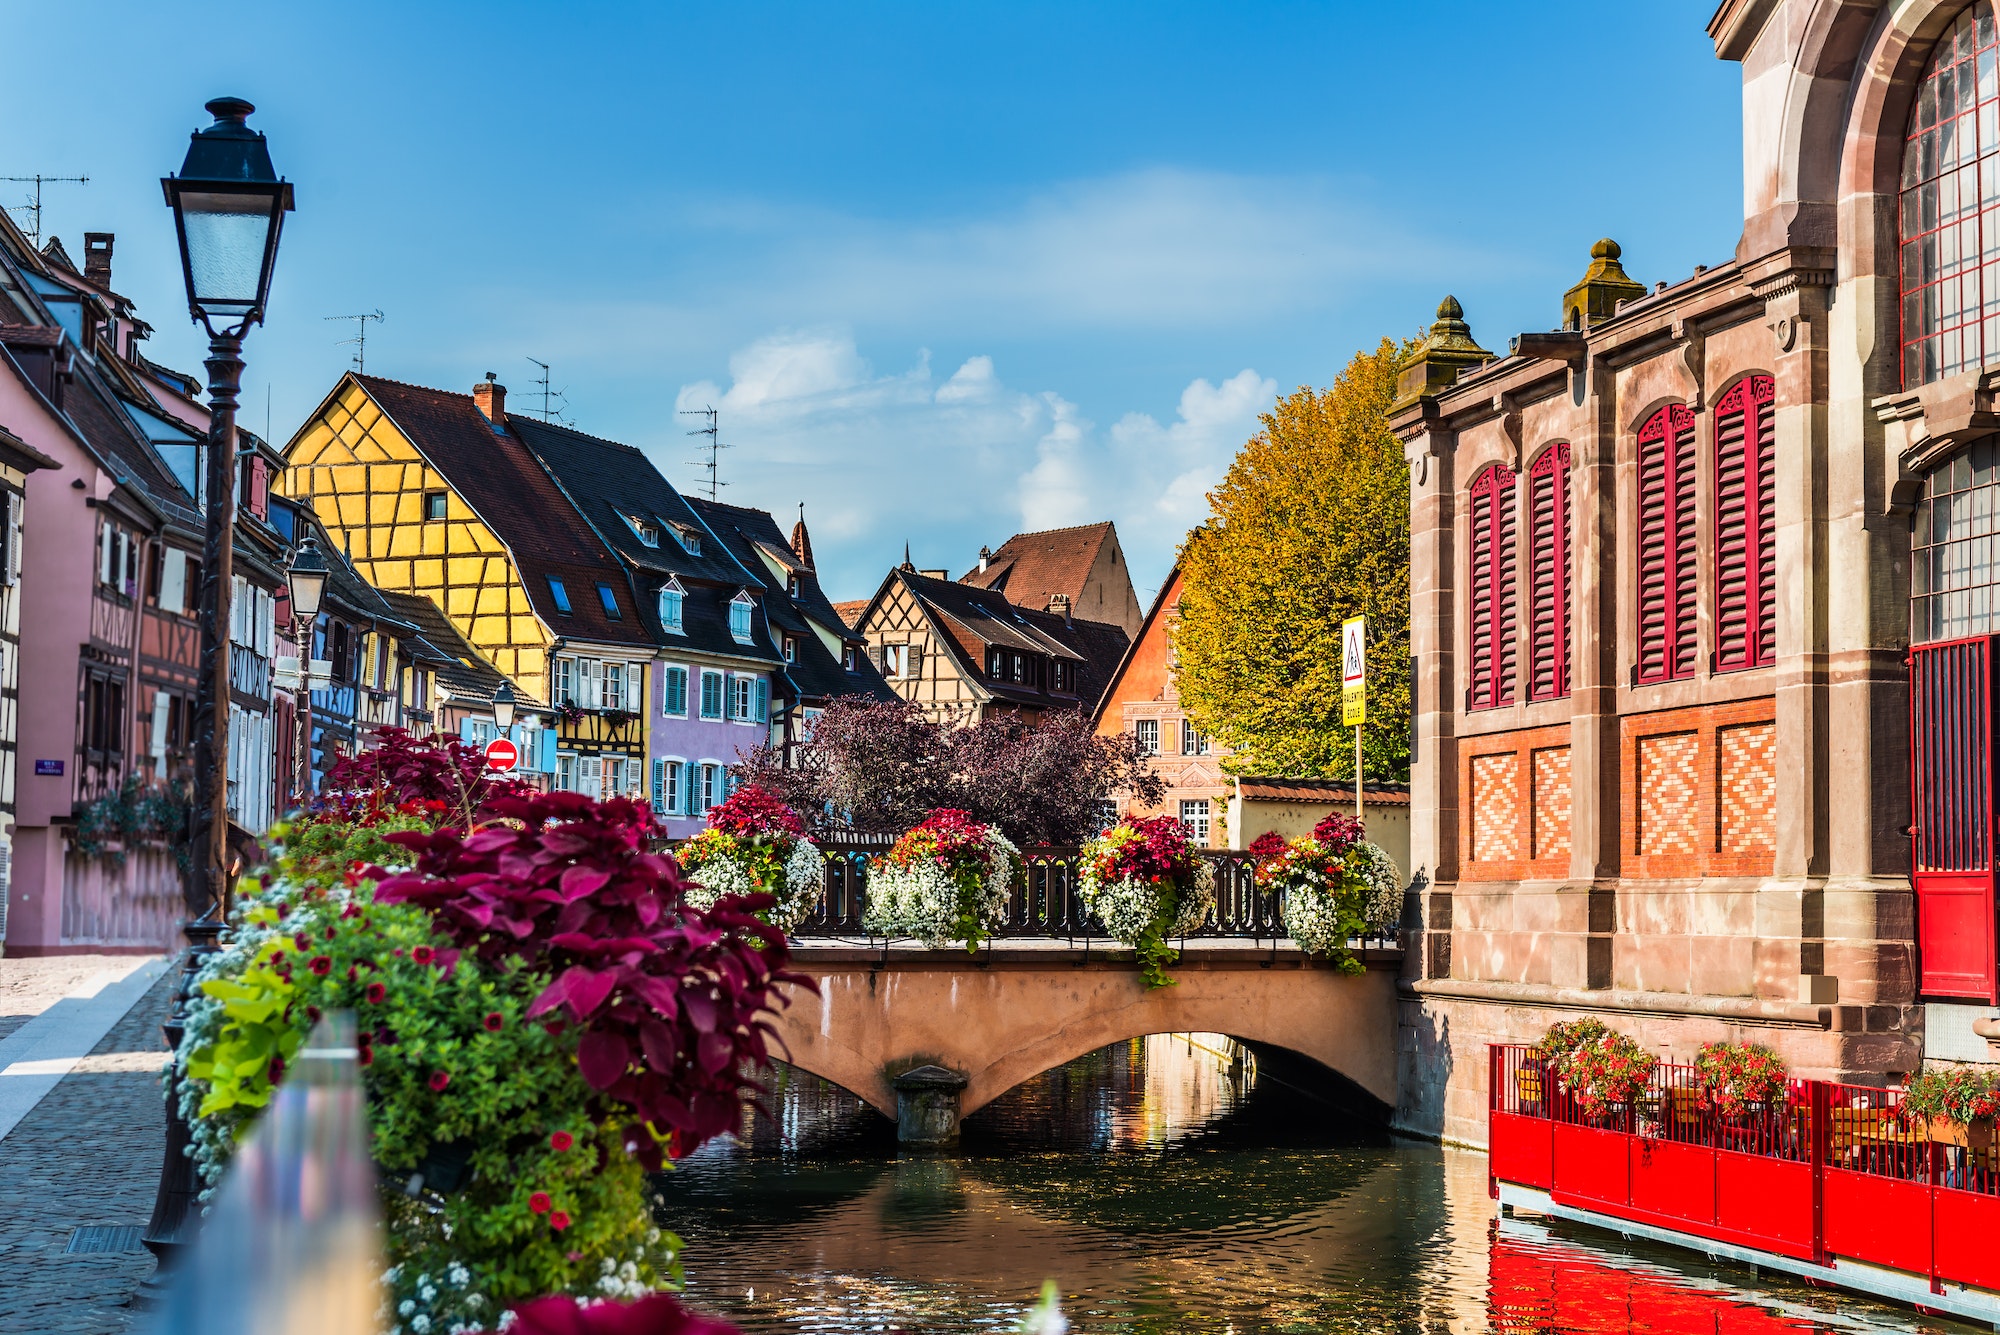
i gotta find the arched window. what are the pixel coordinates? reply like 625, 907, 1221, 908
1900, 2, 2000, 387
1467, 463, 1517, 710
1527, 443, 1572, 701
1714, 376, 1777, 671
1636, 403, 1699, 684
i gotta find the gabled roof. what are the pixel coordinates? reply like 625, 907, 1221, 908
830, 598, 868, 632
1091, 561, 1180, 726
958, 521, 1115, 609
349, 375, 651, 648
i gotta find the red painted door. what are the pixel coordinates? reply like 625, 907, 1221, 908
1911, 636, 2000, 1001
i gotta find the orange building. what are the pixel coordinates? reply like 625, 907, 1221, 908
1091, 566, 1227, 845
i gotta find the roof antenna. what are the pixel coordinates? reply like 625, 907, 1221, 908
1, 174, 88, 249
525, 356, 570, 424
680, 405, 727, 501
324, 309, 385, 373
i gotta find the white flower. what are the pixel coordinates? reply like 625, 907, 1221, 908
863, 826, 1017, 948
400, 1300, 416, 1318
682, 833, 825, 931
1077, 860, 1214, 948
412, 1318, 431, 1335
420, 1285, 437, 1302
448, 1264, 470, 1287
465, 1295, 484, 1311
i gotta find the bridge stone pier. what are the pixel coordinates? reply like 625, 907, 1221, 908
771, 942, 1402, 1145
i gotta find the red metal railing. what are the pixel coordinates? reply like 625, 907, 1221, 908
1490, 1045, 2000, 1291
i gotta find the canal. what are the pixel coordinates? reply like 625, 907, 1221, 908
659, 1034, 1975, 1334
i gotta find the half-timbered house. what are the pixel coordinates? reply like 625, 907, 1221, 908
849, 562, 1128, 724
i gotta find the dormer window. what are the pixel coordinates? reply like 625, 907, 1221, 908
729, 591, 754, 643
988, 647, 1004, 678
787, 573, 801, 597
783, 634, 796, 662
624, 513, 660, 547
658, 577, 686, 634
671, 524, 702, 556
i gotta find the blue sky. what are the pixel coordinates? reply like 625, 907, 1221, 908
11, 2, 1741, 604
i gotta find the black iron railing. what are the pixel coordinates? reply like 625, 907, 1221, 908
780, 841, 1399, 947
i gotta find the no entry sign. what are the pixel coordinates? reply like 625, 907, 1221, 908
484, 737, 519, 772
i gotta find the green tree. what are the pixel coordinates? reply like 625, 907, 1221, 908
1176, 337, 1415, 782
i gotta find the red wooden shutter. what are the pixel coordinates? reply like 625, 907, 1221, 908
1636, 404, 1699, 683
1528, 443, 1572, 701
1714, 376, 1776, 672
1911, 635, 1999, 1001
1467, 464, 1518, 709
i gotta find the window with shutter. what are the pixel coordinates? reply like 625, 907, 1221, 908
1636, 403, 1700, 683
1528, 443, 1572, 701
1713, 376, 1777, 672
1467, 463, 1518, 709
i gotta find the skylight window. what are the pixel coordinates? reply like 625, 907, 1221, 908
548, 577, 572, 615
597, 583, 622, 619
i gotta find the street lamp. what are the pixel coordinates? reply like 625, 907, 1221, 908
285, 536, 328, 805
140, 96, 294, 1294
492, 680, 517, 731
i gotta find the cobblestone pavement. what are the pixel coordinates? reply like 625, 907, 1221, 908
0, 966, 175, 1334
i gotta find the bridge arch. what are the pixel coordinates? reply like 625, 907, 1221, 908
768, 948, 1400, 1125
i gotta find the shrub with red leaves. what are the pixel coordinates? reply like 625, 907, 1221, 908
322, 726, 527, 828
704, 783, 806, 840
1310, 810, 1365, 855
509, 1293, 740, 1335
374, 790, 811, 1160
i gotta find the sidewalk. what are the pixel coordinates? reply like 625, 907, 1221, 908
0, 955, 177, 1334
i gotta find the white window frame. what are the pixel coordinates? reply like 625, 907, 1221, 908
555, 656, 577, 707
625, 513, 660, 547
1180, 798, 1211, 847
658, 577, 686, 635
656, 755, 686, 815
731, 675, 753, 723
606, 662, 626, 712
1135, 718, 1159, 757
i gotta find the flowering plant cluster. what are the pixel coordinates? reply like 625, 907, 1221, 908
179, 730, 791, 1334
1310, 810, 1364, 854
1902, 1065, 2000, 1125
1255, 834, 1368, 973
1547, 1028, 1658, 1119
1077, 815, 1214, 988
862, 808, 1019, 951
1526, 1017, 1610, 1067
674, 786, 824, 932
1693, 1042, 1790, 1118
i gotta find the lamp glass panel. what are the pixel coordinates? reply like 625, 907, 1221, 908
178, 190, 271, 311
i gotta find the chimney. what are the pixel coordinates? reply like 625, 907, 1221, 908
83, 233, 113, 290
1048, 592, 1072, 625
978, 545, 991, 573
473, 372, 506, 428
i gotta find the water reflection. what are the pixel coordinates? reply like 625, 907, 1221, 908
659, 1034, 1974, 1334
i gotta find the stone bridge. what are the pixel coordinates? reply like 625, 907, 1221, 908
769, 941, 1402, 1144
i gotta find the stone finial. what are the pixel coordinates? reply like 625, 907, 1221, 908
1561, 238, 1646, 330
1392, 295, 1493, 411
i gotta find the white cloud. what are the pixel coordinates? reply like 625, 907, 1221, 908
667, 330, 1272, 604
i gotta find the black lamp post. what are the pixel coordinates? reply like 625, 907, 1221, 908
492, 680, 517, 732
285, 536, 328, 805
139, 96, 293, 1292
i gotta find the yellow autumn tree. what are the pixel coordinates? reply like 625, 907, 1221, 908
1176, 337, 1416, 781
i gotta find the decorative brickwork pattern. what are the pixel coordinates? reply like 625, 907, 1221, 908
1717, 721, 1778, 855
1531, 746, 1572, 862
1471, 752, 1522, 862
1637, 731, 1700, 856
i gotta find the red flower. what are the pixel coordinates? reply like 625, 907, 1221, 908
267, 1055, 285, 1084
305, 1004, 322, 1024
412, 946, 436, 965
550, 1210, 570, 1231
529, 1191, 552, 1214
429, 1070, 451, 1092
308, 956, 332, 976
366, 982, 387, 1004
324, 925, 339, 941
550, 1130, 573, 1152
358, 1043, 374, 1067
484, 1011, 504, 1032
293, 933, 312, 952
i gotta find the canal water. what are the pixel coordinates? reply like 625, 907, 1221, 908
658, 1034, 1973, 1335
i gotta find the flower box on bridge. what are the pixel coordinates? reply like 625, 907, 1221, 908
1488, 1044, 2000, 1324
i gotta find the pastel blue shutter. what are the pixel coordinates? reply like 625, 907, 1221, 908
538, 729, 558, 773
754, 678, 769, 723
651, 758, 666, 812
684, 761, 700, 813
459, 717, 476, 744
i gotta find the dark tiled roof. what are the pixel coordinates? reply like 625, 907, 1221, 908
376, 590, 511, 701
893, 568, 1128, 712
354, 377, 651, 649
1237, 777, 1411, 806
507, 416, 782, 659
958, 521, 1114, 611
